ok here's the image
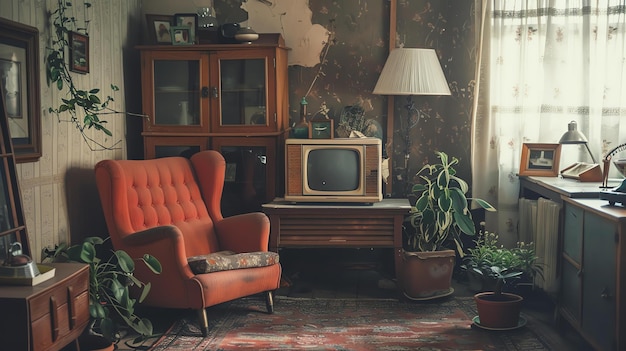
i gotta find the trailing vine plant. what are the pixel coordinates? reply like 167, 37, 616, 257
45, 0, 146, 150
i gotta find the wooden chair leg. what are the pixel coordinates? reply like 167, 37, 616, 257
197, 308, 209, 337
265, 291, 274, 314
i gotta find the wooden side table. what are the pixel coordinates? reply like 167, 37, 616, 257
0, 262, 90, 351
262, 198, 411, 278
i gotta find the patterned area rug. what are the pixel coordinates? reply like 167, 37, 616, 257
149, 296, 557, 351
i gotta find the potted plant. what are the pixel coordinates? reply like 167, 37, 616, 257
463, 231, 544, 292
43, 236, 162, 347
401, 151, 495, 300
467, 233, 543, 329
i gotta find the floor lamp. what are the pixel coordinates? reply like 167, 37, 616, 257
373, 48, 451, 193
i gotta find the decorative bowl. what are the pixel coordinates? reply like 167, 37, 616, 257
234, 27, 259, 44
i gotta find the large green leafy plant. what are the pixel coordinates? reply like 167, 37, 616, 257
406, 151, 496, 254
43, 237, 162, 343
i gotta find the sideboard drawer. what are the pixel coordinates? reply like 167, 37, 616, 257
0, 263, 89, 351
29, 268, 89, 322
31, 290, 89, 350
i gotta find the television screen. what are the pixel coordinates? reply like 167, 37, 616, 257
307, 149, 360, 191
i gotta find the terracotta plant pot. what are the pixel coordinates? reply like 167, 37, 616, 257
401, 249, 455, 300
474, 292, 523, 328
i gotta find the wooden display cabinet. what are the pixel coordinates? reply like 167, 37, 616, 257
212, 137, 278, 217
138, 34, 289, 215
144, 136, 209, 159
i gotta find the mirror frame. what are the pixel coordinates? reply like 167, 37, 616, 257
0, 17, 42, 163
0, 66, 31, 261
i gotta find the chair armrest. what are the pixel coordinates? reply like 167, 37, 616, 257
214, 212, 270, 252
120, 225, 194, 279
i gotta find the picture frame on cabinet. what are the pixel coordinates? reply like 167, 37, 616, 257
146, 14, 174, 44
171, 26, 193, 45
174, 13, 197, 44
309, 118, 334, 139
69, 32, 89, 74
519, 143, 561, 177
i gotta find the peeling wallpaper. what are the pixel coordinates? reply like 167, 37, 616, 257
214, 1, 476, 198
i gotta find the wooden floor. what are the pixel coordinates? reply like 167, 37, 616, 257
276, 247, 594, 351
105, 247, 593, 351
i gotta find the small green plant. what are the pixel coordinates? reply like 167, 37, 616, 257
463, 231, 544, 296
43, 237, 162, 343
406, 151, 496, 254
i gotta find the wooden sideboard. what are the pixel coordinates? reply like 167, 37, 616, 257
261, 198, 411, 278
519, 176, 625, 350
560, 198, 626, 351
0, 263, 90, 351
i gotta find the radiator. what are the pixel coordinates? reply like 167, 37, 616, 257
518, 197, 560, 294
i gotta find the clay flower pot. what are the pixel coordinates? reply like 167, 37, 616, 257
401, 249, 455, 300
474, 292, 523, 328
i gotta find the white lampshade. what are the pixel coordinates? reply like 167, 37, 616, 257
373, 48, 451, 96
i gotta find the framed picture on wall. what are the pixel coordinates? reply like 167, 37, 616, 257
0, 17, 41, 163
69, 32, 89, 74
519, 143, 562, 177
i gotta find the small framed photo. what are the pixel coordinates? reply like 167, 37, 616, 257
309, 118, 334, 139
174, 13, 197, 44
170, 26, 193, 45
519, 143, 562, 177
146, 14, 174, 44
69, 32, 89, 74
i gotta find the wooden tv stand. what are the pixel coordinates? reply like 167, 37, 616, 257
261, 198, 411, 277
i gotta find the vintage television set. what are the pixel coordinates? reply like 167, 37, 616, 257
284, 137, 382, 203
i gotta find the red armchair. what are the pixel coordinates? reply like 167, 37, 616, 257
94, 151, 281, 336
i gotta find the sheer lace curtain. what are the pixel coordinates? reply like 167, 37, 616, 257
472, 0, 626, 246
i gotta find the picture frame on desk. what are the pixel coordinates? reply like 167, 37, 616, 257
519, 143, 561, 177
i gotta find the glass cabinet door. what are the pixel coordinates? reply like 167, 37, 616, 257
212, 137, 276, 217
210, 50, 276, 133
142, 52, 209, 132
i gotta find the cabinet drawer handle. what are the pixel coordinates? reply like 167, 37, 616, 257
201, 86, 209, 98
600, 287, 612, 300
68, 286, 76, 329
211, 87, 218, 98
50, 296, 59, 341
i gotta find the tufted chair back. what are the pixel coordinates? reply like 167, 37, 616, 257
94, 151, 281, 336
96, 156, 219, 257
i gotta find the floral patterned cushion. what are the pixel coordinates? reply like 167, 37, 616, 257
187, 250, 279, 274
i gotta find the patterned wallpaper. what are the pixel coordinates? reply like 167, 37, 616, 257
217, 1, 477, 198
